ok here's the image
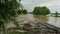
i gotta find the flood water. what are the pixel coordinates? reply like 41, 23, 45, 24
17, 14, 60, 28
6, 14, 60, 28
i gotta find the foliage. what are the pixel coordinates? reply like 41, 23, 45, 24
33, 6, 50, 15
0, 0, 21, 23
33, 7, 41, 15
41, 6, 50, 15
22, 9, 27, 14
0, 0, 21, 34
17, 9, 28, 14
17, 10, 22, 14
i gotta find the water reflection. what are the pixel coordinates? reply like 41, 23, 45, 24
34, 15, 48, 22
47, 17, 60, 27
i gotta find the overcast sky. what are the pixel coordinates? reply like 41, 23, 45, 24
21, 0, 60, 13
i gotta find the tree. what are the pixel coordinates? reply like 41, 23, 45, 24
22, 9, 27, 14
33, 6, 50, 15
55, 11, 58, 17
0, 0, 21, 34
33, 7, 41, 15
17, 10, 22, 14
41, 6, 50, 15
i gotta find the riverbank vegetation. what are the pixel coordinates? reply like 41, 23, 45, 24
16, 6, 51, 15
0, 0, 22, 34
17, 9, 27, 14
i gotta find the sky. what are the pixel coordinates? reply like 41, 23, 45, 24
21, 0, 60, 13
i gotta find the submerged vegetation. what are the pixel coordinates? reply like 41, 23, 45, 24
54, 11, 58, 17
33, 6, 50, 15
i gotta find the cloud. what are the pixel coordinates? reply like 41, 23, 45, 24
21, 0, 60, 13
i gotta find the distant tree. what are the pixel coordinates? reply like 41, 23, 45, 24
28, 12, 33, 14
23, 10, 27, 14
33, 7, 41, 15
17, 10, 22, 14
55, 11, 58, 17
41, 6, 50, 15
33, 6, 50, 15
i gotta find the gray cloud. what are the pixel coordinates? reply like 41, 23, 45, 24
21, 0, 60, 13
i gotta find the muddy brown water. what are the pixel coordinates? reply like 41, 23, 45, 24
5, 14, 60, 28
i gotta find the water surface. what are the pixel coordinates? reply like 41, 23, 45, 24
17, 14, 60, 28
6, 14, 60, 28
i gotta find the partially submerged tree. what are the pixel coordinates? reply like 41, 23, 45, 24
41, 6, 50, 15
33, 7, 41, 15
33, 6, 50, 15
55, 11, 58, 17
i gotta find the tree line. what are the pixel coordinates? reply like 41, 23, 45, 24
18, 6, 51, 15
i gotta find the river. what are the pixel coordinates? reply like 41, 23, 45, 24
5, 14, 60, 28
